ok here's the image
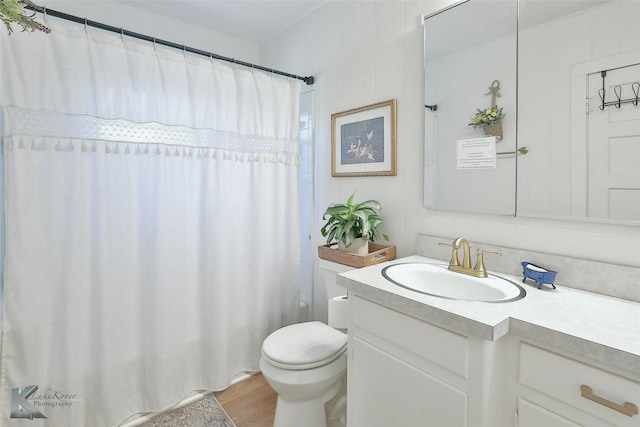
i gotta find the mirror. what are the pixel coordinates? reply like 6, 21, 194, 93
517, 0, 640, 224
424, 0, 640, 224
424, 0, 518, 216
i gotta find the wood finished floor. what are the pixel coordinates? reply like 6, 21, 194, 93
214, 373, 277, 427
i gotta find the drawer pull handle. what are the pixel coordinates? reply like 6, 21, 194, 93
580, 385, 638, 417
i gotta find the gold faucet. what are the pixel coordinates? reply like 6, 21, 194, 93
438, 237, 501, 278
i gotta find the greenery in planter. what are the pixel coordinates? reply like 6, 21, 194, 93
1, 0, 50, 34
468, 105, 505, 128
321, 193, 389, 250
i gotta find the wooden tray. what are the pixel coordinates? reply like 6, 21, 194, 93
318, 243, 396, 268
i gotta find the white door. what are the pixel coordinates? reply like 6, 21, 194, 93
587, 64, 640, 221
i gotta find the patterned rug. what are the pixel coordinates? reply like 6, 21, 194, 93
137, 393, 236, 427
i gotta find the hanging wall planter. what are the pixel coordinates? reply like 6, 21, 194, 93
483, 121, 503, 141
469, 106, 505, 141
468, 80, 505, 141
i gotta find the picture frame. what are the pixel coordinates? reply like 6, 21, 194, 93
331, 99, 397, 177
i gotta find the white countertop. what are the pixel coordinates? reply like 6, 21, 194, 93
338, 255, 640, 375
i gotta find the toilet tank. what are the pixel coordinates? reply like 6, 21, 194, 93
319, 259, 354, 298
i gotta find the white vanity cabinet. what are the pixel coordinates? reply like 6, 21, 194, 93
347, 293, 640, 427
514, 341, 640, 427
347, 295, 512, 427
340, 255, 640, 427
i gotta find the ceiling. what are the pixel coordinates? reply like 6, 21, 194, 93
117, 0, 328, 44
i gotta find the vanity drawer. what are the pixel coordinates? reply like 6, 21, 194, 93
519, 343, 640, 426
351, 295, 469, 378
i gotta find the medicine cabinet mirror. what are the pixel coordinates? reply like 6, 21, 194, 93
424, 0, 640, 224
424, 0, 517, 216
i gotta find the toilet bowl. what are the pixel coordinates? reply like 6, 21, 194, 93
260, 321, 347, 427
260, 259, 351, 427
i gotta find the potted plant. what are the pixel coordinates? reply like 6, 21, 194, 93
468, 105, 505, 141
320, 193, 389, 255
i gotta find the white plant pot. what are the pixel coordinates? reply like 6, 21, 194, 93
338, 237, 369, 256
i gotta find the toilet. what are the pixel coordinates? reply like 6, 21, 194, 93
260, 259, 352, 427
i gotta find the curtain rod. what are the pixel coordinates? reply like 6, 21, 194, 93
25, 5, 315, 86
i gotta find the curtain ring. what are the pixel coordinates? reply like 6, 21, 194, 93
83, 17, 88, 32
120, 27, 124, 41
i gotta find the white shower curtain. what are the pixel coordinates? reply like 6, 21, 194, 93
0, 20, 300, 426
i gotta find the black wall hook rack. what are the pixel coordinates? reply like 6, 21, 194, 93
425, 104, 438, 111
598, 70, 639, 110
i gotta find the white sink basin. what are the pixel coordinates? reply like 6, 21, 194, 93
382, 263, 526, 303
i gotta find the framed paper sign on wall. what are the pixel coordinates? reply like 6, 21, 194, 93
331, 99, 397, 177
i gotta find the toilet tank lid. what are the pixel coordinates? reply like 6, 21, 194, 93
262, 321, 347, 370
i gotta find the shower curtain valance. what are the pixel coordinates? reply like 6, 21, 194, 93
3, 107, 299, 161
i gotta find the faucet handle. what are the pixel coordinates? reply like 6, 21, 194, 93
438, 241, 461, 267
473, 249, 501, 277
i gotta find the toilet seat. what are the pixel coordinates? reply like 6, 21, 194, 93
262, 321, 347, 370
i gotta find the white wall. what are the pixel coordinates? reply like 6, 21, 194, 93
260, 0, 640, 317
